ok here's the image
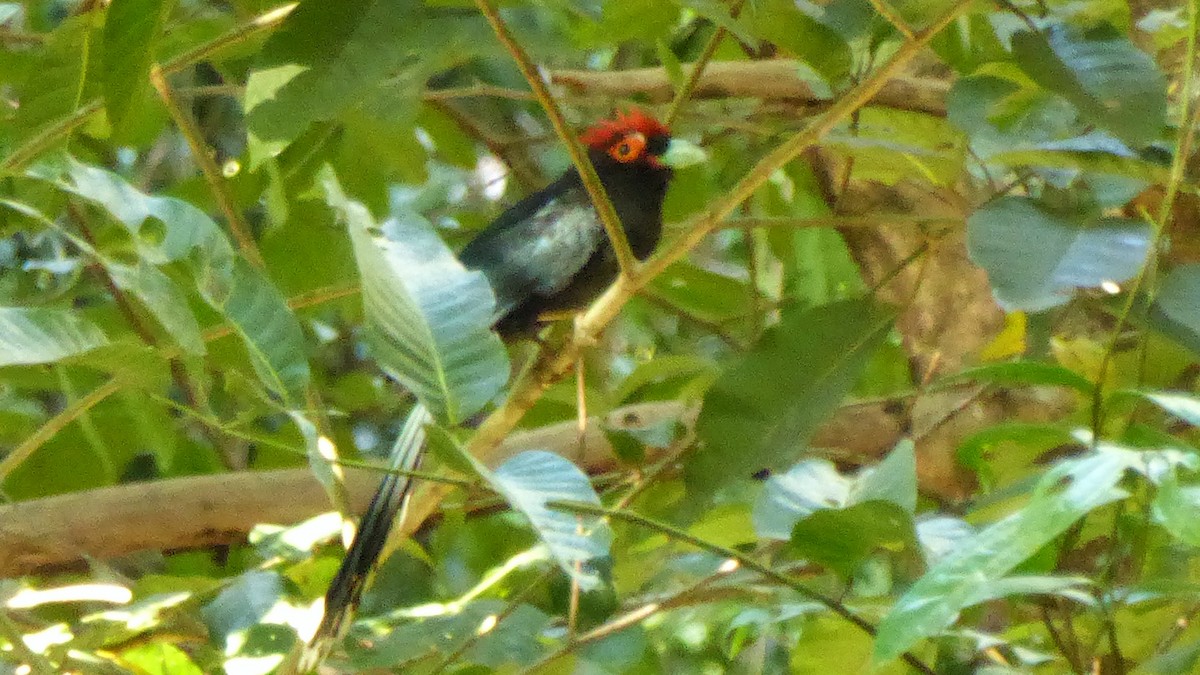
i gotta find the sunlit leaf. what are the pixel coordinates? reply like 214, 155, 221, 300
31, 156, 310, 402
0, 307, 109, 366
120, 642, 203, 675
753, 459, 850, 540
323, 166, 508, 423
490, 451, 612, 590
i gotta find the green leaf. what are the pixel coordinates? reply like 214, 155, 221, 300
324, 166, 507, 423
1114, 389, 1200, 428
754, 441, 915, 544
102, 0, 172, 131
853, 440, 918, 513
1153, 473, 1200, 547
1154, 264, 1200, 355
120, 642, 203, 675
1011, 26, 1167, 147
107, 262, 205, 355
243, 0, 481, 166
967, 196, 1150, 311
753, 459, 851, 540
0, 197, 205, 356
951, 361, 1095, 394
745, 0, 852, 83
874, 445, 1139, 663
12, 16, 100, 149
32, 156, 311, 403
692, 298, 894, 494
790, 501, 919, 578
350, 600, 551, 669
0, 307, 109, 366
491, 451, 612, 590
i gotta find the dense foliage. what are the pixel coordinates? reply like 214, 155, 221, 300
1, 0, 1199, 673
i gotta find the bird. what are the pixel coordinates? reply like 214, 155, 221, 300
461, 108, 704, 335
301, 109, 703, 668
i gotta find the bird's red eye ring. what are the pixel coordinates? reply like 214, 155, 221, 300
608, 132, 646, 163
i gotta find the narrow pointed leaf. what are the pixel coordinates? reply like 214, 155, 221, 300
873, 446, 1139, 663
323, 166, 507, 423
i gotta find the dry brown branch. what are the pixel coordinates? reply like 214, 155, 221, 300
0, 400, 910, 577
552, 60, 950, 116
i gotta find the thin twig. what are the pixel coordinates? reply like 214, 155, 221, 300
473, 0, 638, 276
664, 0, 747, 126
866, 0, 917, 40
0, 378, 121, 481
149, 65, 265, 268
551, 501, 937, 675
423, 84, 537, 101
639, 288, 746, 349
719, 215, 960, 229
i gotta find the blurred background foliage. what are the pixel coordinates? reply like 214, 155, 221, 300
1, 0, 1199, 672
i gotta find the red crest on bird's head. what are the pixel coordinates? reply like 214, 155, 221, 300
580, 109, 670, 150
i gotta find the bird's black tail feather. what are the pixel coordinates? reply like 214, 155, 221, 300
299, 404, 431, 672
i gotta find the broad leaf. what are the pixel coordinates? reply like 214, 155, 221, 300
968, 196, 1149, 311
852, 440, 918, 513
1012, 26, 1167, 147
490, 451, 612, 590
323, 167, 508, 424
1153, 473, 1200, 548
874, 445, 1139, 663
1154, 264, 1200, 355
790, 501, 919, 579
692, 297, 894, 493
0, 307, 109, 366
102, 0, 171, 131
755, 441, 916, 541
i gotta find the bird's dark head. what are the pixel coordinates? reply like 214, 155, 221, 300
580, 109, 705, 173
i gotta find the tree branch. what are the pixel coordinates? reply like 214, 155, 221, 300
552, 61, 949, 116
0, 399, 910, 576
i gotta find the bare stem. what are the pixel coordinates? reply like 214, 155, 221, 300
664, 0, 747, 126
473, 0, 639, 275
149, 65, 265, 268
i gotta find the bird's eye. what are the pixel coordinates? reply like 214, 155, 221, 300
608, 133, 646, 163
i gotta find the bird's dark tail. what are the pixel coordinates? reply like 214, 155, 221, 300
298, 404, 431, 672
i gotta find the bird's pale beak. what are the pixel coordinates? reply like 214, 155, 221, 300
657, 139, 707, 168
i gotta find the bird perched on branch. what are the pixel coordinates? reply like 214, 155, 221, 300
303, 110, 703, 668
462, 108, 705, 334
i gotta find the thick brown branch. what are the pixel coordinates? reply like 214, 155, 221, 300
553, 60, 949, 116
0, 400, 906, 577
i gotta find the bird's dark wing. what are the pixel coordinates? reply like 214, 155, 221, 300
459, 182, 604, 322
